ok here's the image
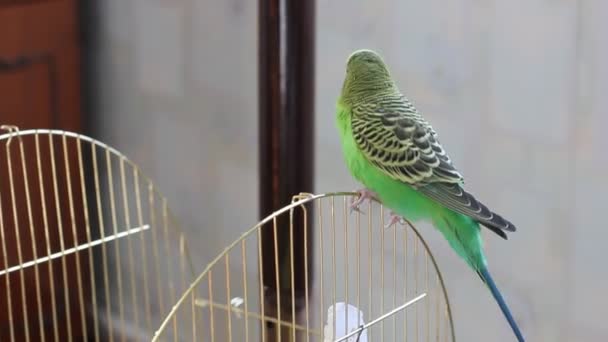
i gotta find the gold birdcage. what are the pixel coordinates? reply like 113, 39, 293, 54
0, 127, 455, 341
0, 126, 195, 342
152, 192, 455, 342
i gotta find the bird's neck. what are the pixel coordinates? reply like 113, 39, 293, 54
340, 80, 398, 108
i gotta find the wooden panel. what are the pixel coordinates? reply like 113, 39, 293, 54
0, 0, 76, 57
0, 58, 54, 128
0, 0, 84, 340
0, 1, 57, 6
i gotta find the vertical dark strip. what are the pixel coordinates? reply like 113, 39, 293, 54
77, 1, 108, 340
78, 0, 99, 138
258, 0, 282, 216
258, 0, 315, 340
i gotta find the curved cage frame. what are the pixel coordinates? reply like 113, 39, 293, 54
0, 127, 195, 341
153, 192, 456, 342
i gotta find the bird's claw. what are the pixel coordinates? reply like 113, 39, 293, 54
384, 211, 406, 229
349, 205, 365, 215
349, 188, 377, 215
349, 196, 366, 215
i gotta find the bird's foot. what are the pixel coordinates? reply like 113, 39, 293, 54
384, 211, 406, 229
349, 188, 377, 214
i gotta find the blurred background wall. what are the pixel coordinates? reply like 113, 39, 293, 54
86, 0, 607, 341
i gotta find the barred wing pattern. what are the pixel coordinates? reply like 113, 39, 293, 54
351, 94, 515, 238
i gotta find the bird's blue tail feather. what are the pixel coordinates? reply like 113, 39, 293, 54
478, 267, 525, 342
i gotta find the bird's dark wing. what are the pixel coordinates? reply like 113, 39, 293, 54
417, 183, 515, 239
351, 96, 516, 238
351, 98, 463, 185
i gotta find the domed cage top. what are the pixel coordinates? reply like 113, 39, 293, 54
0, 127, 195, 342
153, 192, 456, 342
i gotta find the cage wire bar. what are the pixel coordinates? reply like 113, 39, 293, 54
0, 127, 196, 341
152, 192, 456, 341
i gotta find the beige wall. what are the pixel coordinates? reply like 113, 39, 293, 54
94, 0, 607, 340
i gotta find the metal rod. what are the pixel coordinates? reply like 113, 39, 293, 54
194, 298, 323, 338
258, 0, 315, 340
0, 225, 150, 277
334, 293, 428, 342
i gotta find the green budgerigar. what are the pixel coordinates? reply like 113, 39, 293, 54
336, 49, 525, 342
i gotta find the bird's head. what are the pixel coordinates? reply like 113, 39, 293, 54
346, 49, 390, 76
341, 49, 395, 105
